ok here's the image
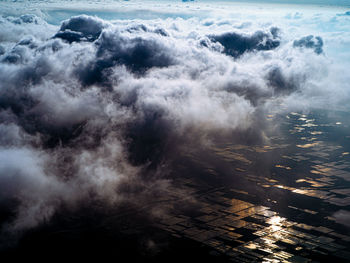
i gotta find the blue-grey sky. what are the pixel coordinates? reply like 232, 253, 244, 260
201, 0, 350, 6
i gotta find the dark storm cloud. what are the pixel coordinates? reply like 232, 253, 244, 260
54, 30, 89, 43
75, 29, 175, 86
222, 82, 270, 106
267, 67, 304, 95
293, 35, 323, 54
206, 28, 280, 58
0, 14, 328, 232
55, 15, 105, 42
95, 30, 174, 73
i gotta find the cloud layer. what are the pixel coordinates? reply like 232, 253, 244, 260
0, 6, 348, 235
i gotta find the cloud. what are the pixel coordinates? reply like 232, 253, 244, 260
337, 11, 350, 16
207, 28, 280, 58
75, 28, 175, 86
0, 10, 347, 236
293, 35, 323, 54
0, 147, 71, 230
0, 15, 55, 43
54, 15, 106, 43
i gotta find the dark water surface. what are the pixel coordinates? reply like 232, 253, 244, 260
2, 109, 350, 262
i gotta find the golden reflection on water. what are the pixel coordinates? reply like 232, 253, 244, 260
156, 110, 350, 262
296, 142, 319, 148
275, 164, 292, 170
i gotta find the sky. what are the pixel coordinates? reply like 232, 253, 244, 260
0, 0, 350, 237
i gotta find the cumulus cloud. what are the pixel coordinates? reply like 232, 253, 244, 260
293, 35, 323, 54
54, 15, 106, 43
0, 9, 346, 236
206, 28, 280, 58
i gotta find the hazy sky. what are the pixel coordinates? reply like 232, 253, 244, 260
203, 0, 350, 6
